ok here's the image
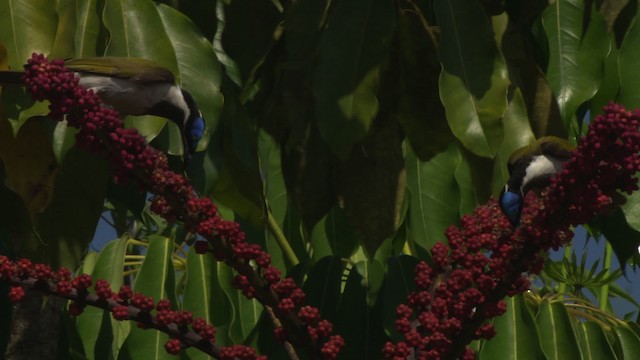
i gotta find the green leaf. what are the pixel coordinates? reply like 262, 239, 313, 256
217, 262, 262, 344
258, 130, 288, 269
118, 235, 175, 360
542, 0, 611, 130
576, 321, 617, 360
492, 88, 536, 195
182, 247, 216, 360
435, 0, 509, 158
76, 235, 130, 360
219, 0, 281, 84
0, 0, 57, 69
102, 0, 179, 145
480, 295, 546, 359
310, 206, 359, 263
613, 325, 640, 359
313, 0, 395, 159
596, 207, 640, 268
35, 146, 109, 269
74, 0, 101, 57
157, 4, 224, 153
302, 256, 343, 322
51, 0, 76, 59
382, 256, 419, 341
536, 301, 582, 360
335, 260, 386, 359
406, 144, 465, 251
394, 8, 452, 162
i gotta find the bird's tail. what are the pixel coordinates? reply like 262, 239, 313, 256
0, 70, 25, 86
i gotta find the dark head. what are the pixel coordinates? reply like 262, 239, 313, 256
181, 90, 205, 165
499, 185, 523, 225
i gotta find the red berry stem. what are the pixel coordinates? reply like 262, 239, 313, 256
15, 54, 343, 359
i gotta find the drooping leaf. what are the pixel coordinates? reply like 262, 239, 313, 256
313, 0, 395, 159
217, 262, 262, 344
480, 295, 545, 359
492, 88, 536, 195
76, 235, 130, 359
542, 0, 611, 132
406, 144, 468, 251
613, 325, 640, 359
394, 7, 452, 161
536, 301, 582, 360
310, 206, 359, 263
102, 0, 179, 145
182, 247, 216, 360
74, 0, 101, 57
576, 321, 617, 360
333, 113, 406, 257
435, 0, 509, 158
382, 256, 419, 341
157, 4, 224, 156
302, 256, 343, 322
0, 119, 58, 221
118, 235, 175, 360
0, 0, 57, 69
335, 260, 387, 359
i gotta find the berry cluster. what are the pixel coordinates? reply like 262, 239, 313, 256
16, 53, 344, 358
384, 102, 640, 359
0, 255, 267, 358
23, 54, 169, 183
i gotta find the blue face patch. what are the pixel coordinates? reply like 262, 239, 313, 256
499, 190, 523, 225
190, 116, 205, 142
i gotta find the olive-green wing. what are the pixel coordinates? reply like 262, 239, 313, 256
65, 57, 176, 84
507, 136, 574, 175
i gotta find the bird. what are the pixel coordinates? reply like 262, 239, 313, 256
499, 136, 575, 225
0, 57, 205, 166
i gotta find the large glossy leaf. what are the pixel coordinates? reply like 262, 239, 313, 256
102, 0, 178, 143
333, 112, 406, 257
118, 235, 175, 360
283, 0, 330, 63
435, 0, 509, 158
76, 235, 130, 360
590, 45, 619, 118
310, 206, 359, 263
335, 260, 386, 359
576, 321, 617, 360
0, 119, 57, 221
0, 0, 57, 69
217, 262, 262, 344
258, 130, 288, 269
406, 144, 469, 250
182, 247, 216, 360
74, 0, 101, 57
302, 256, 343, 322
382, 256, 419, 341
219, 0, 281, 84
595, 207, 640, 268
32, 146, 109, 269
480, 295, 545, 359
394, 8, 452, 162
313, 0, 395, 159
491, 89, 536, 195
51, 0, 76, 59
618, 7, 640, 109
157, 4, 224, 155
542, 0, 611, 131
536, 301, 582, 360
613, 325, 640, 359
